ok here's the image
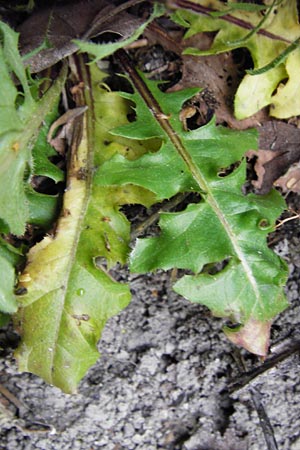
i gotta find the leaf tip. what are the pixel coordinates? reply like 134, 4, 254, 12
224, 318, 271, 356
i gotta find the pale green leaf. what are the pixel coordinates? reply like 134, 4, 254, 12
234, 66, 286, 118
0, 239, 23, 314
172, 0, 300, 119
269, 47, 300, 118
15, 115, 130, 393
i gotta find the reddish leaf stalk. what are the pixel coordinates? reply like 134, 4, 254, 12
166, 0, 291, 44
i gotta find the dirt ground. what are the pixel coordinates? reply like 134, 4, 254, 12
0, 196, 299, 450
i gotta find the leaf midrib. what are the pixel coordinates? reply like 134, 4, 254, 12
49, 69, 95, 380
115, 51, 261, 309
161, 115, 261, 304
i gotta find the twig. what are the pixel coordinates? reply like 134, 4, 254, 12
250, 387, 278, 450
229, 341, 300, 393
0, 383, 26, 413
0, 383, 56, 434
275, 211, 300, 228
230, 352, 280, 450
131, 192, 189, 239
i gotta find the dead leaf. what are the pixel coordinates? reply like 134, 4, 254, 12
275, 163, 300, 193
47, 106, 88, 155
167, 33, 269, 129
248, 122, 300, 194
224, 319, 272, 357
18, 0, 107, 72
18, 0, 145, 73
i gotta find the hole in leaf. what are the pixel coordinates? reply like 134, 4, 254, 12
172, 192, 202, 212
231, 48, 253, 75
127, 111, 136, 123
31, 175, 63, 196
202, 258, 230, 276
218, 161, 241, 178
180, 90, 217, 130
224, 322, 242, 332
103, 72, 134, 94
95, 256, 108, 270
258, 218, 271, 230
270, 78, 288, 99
92, 31, 122, 45
15, 286, 28, 296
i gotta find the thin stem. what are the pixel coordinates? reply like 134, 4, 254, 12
226, 0, 278, 46
250, 387, 279, 450
115, 49, 208, 192
228, 340, 300, 392
131, 192, 189, 239
167, 0, 291, 44
231, 351, 280, 450
276, 212, 300, 228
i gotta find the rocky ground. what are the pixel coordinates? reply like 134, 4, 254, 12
0, 196, 299, 450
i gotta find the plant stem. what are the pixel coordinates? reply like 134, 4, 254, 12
167, 0, 291, 44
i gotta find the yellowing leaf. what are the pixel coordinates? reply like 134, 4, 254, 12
0, 239, 22, 313
173, 0, 300, 119
15, 114, 129, 393
269, 48, 300, 118
14, 65, 156, 393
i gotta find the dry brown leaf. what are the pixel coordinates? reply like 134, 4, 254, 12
247, 122, 300, 194
18, 0, 144, 73
167, 33, 269, 129
47, 106, 88, 155
275, 163, 300, 193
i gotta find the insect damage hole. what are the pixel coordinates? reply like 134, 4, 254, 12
217, 161, 241, 178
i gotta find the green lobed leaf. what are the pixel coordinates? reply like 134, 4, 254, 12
0, 21, 67, 235
31, 101, 64, 183
96, 72, 288, 355
14, 65, 155, 393
172, 0, 300, 119
74, 3, 165, 62
26, 188, 60, 229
